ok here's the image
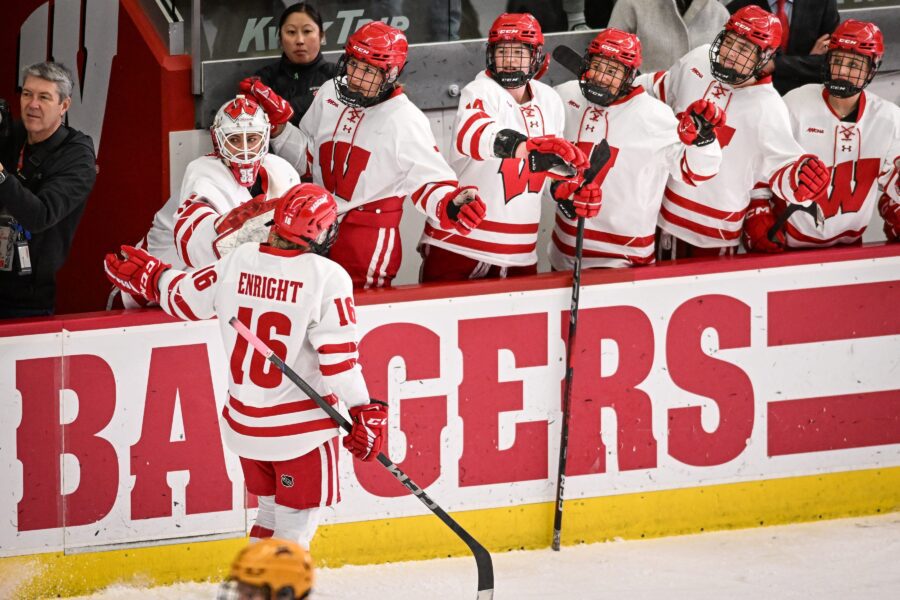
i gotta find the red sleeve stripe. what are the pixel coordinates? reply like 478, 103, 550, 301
468, 121, 492, 161
320, 359, 357, 376
423, 223, 537, 254
456, 111, 491, 156
785, 222, 865, 245
317, 342, 358, 354
769, 161, 794, 194
165, 273, 201, 321
472, 220, 540, 234
652, 71, 667, 104
411, 180, 456, 209
679, 155, 713, 186
173, 201, 211, 239
551, 231, 655, 264
553, 215, 654, 247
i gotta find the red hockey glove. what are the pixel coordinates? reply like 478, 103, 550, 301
552, 179, 602, 219
743, 200, 784, 253
437, 186, 487, 235
878, 193, 900, 242
791, 155, 830, 202
239, 77, 294, 127
677, 100, 725, 147
343, 400, 388, 462
104, 245, 171, 303
526, 135, 589, 179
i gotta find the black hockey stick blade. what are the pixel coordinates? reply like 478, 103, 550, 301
552, 44, 583, 77
229, 317, 495, 599
767, 201, 825, 243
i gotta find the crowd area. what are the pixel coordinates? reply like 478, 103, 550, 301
2, 1, 899, 598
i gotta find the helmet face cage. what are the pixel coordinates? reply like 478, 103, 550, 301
579, 53, 636, 106
334, 54, 396, 108
824, 49, 878, 97
486, 41, 544, 88
709, 30, 772, 85
212, 97, 270, 187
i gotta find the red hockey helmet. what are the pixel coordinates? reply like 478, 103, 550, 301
710, 5, 782, 85
270, 183, 339, 254
211, 95, 270, 188
336, 22, 408, 108
486, 13, 546, 88
580, 29, 642, 106
825, 20, 883, 97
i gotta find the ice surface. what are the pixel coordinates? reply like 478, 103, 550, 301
71, 513, 900, 599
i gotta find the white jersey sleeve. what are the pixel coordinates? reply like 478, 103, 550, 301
453, 78, 508, 161
394, 109, 460, 222
270, 96, 318, 179
754, 98, 808, 205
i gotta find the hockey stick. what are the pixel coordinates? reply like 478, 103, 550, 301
228, 317, 495, 600
767, 201, 825, 243
552, 44, 583, 77
551, 140, 611, 551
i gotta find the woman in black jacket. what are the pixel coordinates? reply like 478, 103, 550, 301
252, 3, 336, 125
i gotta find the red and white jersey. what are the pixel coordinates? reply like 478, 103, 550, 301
156, 243, 370, 462
270, 79, 459, 229
420, 71, 567, 267
140, 154, 299, 269
639, 45, 808, 248
776, 85, 900, 247
548, 81, 722, 270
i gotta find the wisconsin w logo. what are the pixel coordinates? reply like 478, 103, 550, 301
319, 141, 371, 200
498, 159, 547, 203
819, 158, 881, 218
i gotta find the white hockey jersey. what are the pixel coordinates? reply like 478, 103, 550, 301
419, 71, 567, 267
156, 243, 370, 462
775, 85, 900, 247
548, 81, 723, 270
140, 154, 300, 269
639, 45, 810, 248
270, 79, 459, 228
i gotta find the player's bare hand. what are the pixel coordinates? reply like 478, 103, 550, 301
810, 34, 831, 56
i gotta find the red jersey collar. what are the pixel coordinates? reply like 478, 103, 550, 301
259, 244, 305, 257
821, 87, 866, 121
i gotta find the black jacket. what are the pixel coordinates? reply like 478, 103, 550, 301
726, 0, 840, 95
254, 53, 337, 126
0, 122, 97, 312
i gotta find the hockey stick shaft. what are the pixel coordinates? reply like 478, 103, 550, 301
551, 141, 610, 551
229, 317, 494, 599
767, 202, 822, 243
552, 44, 583, 77
552, 215, 585, 551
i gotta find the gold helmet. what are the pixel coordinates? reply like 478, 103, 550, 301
217, 538, 314, 600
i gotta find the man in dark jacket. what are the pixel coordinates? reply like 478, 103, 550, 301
727, 0, 840, 95
0, 62, 97, 318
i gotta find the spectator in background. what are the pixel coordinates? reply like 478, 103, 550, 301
250, 3, 336, 126
505, 0, 616, 32
0, 62, 96, 319
609, 0, 730, 73
726, 0, 839, 96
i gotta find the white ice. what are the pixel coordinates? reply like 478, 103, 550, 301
72, 513, 900, 599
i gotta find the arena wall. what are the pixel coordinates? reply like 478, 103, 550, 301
1, 245, 898, 598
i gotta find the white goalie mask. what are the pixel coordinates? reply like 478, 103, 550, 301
211, 95, 270, 187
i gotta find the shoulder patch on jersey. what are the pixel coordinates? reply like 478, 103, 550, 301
327, 98, 339, 107
806, 127, 825, 134
691, 67, 704, 79
568, 99, 581, 109
466, 98, 485, 111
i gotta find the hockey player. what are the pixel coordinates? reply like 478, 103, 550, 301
743, 19, 900, 250
240, 21, 486, 289
419, 12, 590, 281
141, 95, 299, 270
637, 5, 831, 259
218, 538, 314, 600
104, 184, 387, 549
548, 28, 725, 270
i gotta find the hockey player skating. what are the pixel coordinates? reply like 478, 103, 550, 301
218, 538, 314, 599
117, 95, 300, 307
637, 5, 830, 259
241, 22, 486, 289
104, 184, 387, 549
743, 19, 900, 250
548, 28, 725, 270
419, 12, 590, 281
